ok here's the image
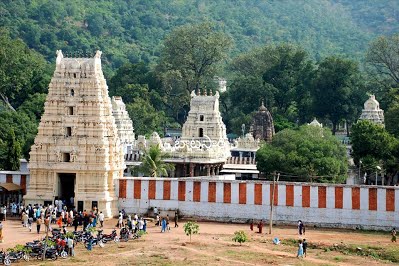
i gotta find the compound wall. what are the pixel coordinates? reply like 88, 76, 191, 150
117, 177, 399, 230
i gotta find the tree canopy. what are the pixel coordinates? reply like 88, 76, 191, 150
350, 120, 399, 172
256, 125, 348, 183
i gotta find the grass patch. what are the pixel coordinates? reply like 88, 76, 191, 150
281, 238, 399, 263
222, 250, 276, 264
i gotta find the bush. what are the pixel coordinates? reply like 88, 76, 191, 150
232, 231, 248, 245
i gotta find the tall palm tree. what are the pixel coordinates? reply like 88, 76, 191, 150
138, 145, 174, 177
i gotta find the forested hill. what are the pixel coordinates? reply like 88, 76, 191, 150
1, 0, 398, 74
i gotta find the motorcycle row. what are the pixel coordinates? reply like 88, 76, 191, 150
0, 226, 142, 265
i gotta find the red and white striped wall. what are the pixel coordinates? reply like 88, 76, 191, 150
117, 177, 399, 229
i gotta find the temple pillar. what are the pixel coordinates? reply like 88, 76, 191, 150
211, 166, 216, 176
182, 163, 187, 177
206, 165, 211, 176
189, 163, 194, 177
215, 164, 220, 175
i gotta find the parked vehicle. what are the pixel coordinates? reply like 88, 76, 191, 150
0, 251, 11, 266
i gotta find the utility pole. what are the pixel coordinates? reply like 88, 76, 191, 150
269, 172, 280, 234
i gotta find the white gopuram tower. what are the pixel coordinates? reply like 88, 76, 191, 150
25, 50, 124, 217
111, 96, 135, 154
358, 95, 385, 126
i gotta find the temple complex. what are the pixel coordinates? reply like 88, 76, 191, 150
25, 50, 124, 217
358, 95, 385, 126
163, 90, 230, 177
250, 101, 275, 142
111, 96, 135, 154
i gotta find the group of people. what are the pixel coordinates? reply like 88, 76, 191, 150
18, 201, 107, 235
117, 211, 147, 233
155, 211, 179, 233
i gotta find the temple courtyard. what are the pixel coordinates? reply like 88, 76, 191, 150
0, 219, 397, 265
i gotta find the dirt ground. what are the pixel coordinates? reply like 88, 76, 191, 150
0, 218, 398, 265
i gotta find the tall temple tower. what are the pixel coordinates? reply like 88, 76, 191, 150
25, 50, 124, 217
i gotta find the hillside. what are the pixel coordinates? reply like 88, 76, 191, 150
1, 0, 396, 75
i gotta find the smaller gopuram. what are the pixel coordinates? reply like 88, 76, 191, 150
25, 50, 124, 217
250, 101, 275, 142
111, 96, 135, 154
163, 89, 230, 177
358, 95, 385, 126
308, 118, 323, 127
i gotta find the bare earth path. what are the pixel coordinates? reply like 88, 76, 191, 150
0, 219, 397, 265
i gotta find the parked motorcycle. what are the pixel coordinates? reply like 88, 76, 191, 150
8, 250, 29, 263
0, 251, 11, 266
98, 229, 119, 243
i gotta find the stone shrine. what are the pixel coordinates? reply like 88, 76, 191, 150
308, 118, 323, 127
358, 95, 385, 126
250, 101, 275, 142
25, 50, 124, 217
111, 96, 135, 154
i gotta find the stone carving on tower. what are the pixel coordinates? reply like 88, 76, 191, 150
250, 101, 275, 142
25, 50, 124, 217
358, 95, 385, 126
111, 96, 135, 153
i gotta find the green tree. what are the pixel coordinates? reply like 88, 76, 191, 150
17, 93, 47, 122
108, 63, 153, 98
312, 56, 365, 134
262, 44, 314, 118
0, 111, 37, 160
350, 120, 399, 172
256, 125, 348, 183
0, 31, 50, 110
158, 22, 232, 93
183, 221, 199, 242
366, 35, 399, 85
232, 231, 248, 246
0, 128, 22, 171
385, 103, 399, 137
126, 99, 170, 136
138, 145, 174, 177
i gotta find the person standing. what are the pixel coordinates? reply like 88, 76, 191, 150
67, 236, 75, 256
161, 218, 166, 233
166, 214, 170, 231
174, 212, 179, 228
257, 220, 264, 234
298, 220, 305, 235
155, 214, 160, 226
98, 211, 104, 228
0, 221, 3, 243
250, 219, 254, 231
3, 205, 6, 221
303, 239, 308, 257
72, 217, 79, 232
391, 228, 397, 242
36, 217, 42, 234
44, 215, 50, 233
118, 213, 123, 229
297, 239, 304, 258
22, 212, 29, 227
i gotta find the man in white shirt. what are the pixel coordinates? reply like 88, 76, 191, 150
98, 211, 105, 228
